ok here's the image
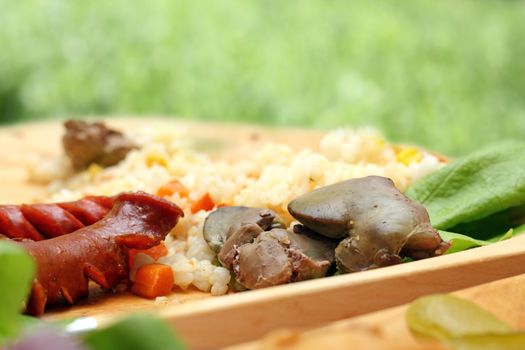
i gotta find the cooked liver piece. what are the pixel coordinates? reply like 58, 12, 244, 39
63, 120, 135, 169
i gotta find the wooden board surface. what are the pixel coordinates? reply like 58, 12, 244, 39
2, 118, 525, 349
230, 272, 525, 350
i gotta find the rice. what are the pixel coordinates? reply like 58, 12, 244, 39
38, 126, 443, 295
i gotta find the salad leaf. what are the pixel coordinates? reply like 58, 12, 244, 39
406, 294, 525, 350
439, 229, 517, 254
448, 204, 525, 241
0, 240, 35, 345
83, 314, 186, 350
406, 141, 525, 231
406, 294, 512, 340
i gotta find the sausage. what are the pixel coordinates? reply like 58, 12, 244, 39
21, 191, 183, 316
0, 196, 114, 241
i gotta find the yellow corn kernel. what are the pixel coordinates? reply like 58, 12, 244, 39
375, 137, 386, 148
87, 163, 103, 178
397, 147, 423, 165
146, 153, 168, 167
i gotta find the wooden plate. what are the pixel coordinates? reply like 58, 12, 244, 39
2, 118, 525, 349
230, 272, 525, 350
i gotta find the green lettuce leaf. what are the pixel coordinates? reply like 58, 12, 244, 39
439, 228, 518, 254
83, 314, 186, 350
406, 294, 512, 340
406, 294, 525, 350
0, 240, 35, 344
406, 141, 525, 231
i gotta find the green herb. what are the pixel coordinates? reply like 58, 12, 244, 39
406, 141, 525, 232
406, 294, 511, 339
83, 314, 186, 350
406, 294, 525, 350
439, 229, 517, 254
0, 240, 35, 345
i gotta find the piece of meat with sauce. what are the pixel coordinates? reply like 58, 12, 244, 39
63, 120, 135, 169
288, 176, 450, 273
204, 206, 336, 290
21, 191, 183, 316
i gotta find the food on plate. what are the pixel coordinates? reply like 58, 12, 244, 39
406, 141, 525, 254
0, 196, 114, 241
407, 141, 525, 235
203, 175, 448, 290
131, 263, 175, 299
203, 206, 279, 254
235, 228, 336, 289
204, 206, 336, 289
289, 176, 449, 272
27, 122, 444, 299
21, 191, 183, 315
63, 120, 136, 169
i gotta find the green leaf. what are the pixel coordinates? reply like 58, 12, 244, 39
0, 240, 35, 345
406, 294, 512, 340
513, 224, 525, 235
83, 314, 186, 350
406, 294, 525, 350
440, 229, 514, 254
406, 142, 525, 231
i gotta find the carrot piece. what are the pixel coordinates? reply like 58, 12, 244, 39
156, 179, 189, 198
128, 242, 168, 268
190, 193, 215, 214
131, 263, 174, 299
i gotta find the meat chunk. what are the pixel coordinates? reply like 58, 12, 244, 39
288, 176, 449, 273
62, 120, 135, 169
203, 206, 336, 290
203, 206, 277, 253
21, 191, 183, 316
234, 228, 336, 289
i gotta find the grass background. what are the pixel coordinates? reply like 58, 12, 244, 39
1, 1, 524, 156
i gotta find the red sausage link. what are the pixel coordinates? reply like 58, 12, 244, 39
0, 196, 115, 240
22, 191, 183, 316
0, 206, 45, 241
21, 204, 84, 238
57, 198, 109, 226
84, 195, 115, 210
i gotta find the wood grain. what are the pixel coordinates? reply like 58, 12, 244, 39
230, 273, 525, 350
1, 118, 524, 349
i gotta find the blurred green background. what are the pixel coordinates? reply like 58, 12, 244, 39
1, 1, 524, 156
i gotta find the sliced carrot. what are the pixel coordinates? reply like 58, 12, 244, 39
131, 263, 174, 299
156, 179, 189, 198
128, 242, 168, 268
190, 193, 215, 214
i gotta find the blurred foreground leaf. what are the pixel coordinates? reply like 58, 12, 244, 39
0, 240, 35, 344
406, 294, 525, 350
83, 314, 186, 350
